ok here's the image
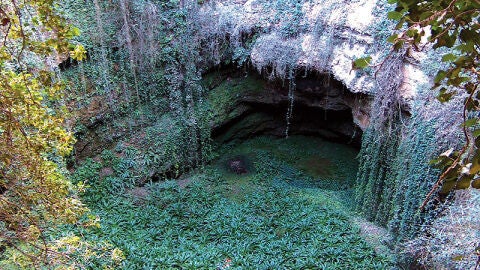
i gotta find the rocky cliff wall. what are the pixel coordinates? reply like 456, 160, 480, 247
193, 0, 431, 132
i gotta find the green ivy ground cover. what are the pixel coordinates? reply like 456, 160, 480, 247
69, 136, 394, 269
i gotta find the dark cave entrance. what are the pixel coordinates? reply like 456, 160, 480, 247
207, 66, 369, 148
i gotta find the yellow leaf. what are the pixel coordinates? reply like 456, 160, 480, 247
70, 45, 87, 61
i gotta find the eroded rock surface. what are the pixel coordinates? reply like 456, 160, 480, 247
196, 0, 429, 131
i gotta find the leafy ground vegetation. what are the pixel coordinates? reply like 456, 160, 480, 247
66, 136, 394, 269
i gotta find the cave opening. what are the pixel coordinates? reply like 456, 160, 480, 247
207, 66, 367, 148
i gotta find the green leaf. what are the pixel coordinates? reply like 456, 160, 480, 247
473, 178, 480, 189
395, 18, 406, 30
465, 97, 479, 111
70, 45, 87, 61
462, 118, 478, 127
469, 152, 480, 174
441, 53, 457, 62
452, 255, 464, 261
393, 40, 405, 50
456, 175, 473, 189
465, 82, 476, 94
66, 27, 81, 39
352, 56, 372, 69
433, 33, 456, 48
406, 29, 417, 37
419, 11, 434, 21
459, 29, 479, 43
434, 70, 447, 83
437, 89, 454, 102
388, 11, 403, 20
445, 34, 457, 48
72, 27, 81, 36
387, 34, 398, 43
448, 76, 469, 87
455, 42, 475, 53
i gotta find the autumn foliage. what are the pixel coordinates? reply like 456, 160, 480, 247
0, 0, 87, 266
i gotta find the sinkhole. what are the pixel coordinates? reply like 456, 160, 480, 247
65, 66, 393, 269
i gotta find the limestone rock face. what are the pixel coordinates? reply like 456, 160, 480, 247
197, 0, 430, 130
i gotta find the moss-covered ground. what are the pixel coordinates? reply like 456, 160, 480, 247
69, 136, 394, 269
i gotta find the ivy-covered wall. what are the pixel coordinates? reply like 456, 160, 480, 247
355, 55, 464, 242
356, 118, 441, 241
60, 0, 213, 177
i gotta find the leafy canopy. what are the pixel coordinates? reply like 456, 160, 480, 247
0, 0, 88, 267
